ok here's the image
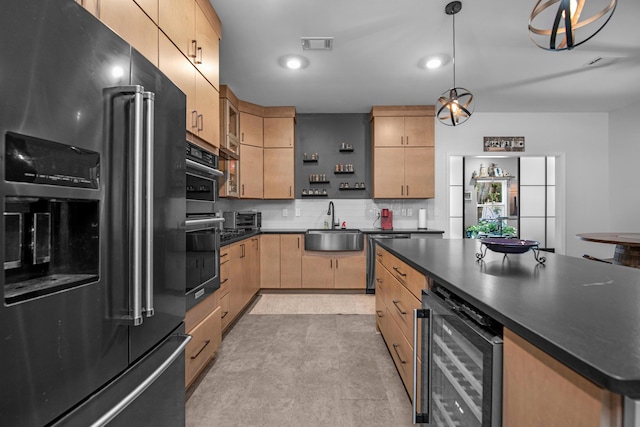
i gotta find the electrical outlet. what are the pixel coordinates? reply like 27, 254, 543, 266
295, 208, 301, 217
407, 208, 413, 216
375, 208, 381, 217
282, 209, 288, 217
401, 208, 407, 216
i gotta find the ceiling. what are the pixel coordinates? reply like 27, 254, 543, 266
209, 0, 640, 114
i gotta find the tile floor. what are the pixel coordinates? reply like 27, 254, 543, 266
185, 293, 414, 427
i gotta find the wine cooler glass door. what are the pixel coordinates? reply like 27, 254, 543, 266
417, 289, 502, 427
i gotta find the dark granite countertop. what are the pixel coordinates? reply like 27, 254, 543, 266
376, 238, 640, 398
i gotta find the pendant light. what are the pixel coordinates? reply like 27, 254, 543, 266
529, 0, 617, 51
436, 1, 474, 127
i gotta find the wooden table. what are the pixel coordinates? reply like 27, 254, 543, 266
576, 232, 640, 268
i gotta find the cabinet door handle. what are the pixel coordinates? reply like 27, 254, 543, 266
289, 186, 292, 197
221, 278, 228, 284
191, 110, 198, 129
393, 266, 407, 277
400, 136, 404, 145
190, 339, 211, 359
376, 277, 382, 283
330, 259, 332, 269
241, 132, 244, 142
221, 311, 229, 319
406, 185, 409, 196
406, 136, 409, 145
401, 186, 404, 196
392, 343, 406, 364
241, 184, 245, 196
195, 46, 203, 64
190, 40, 197, 58
392, 299, 407, 315
376, 310, 384, 318
197, 114, 204, 132
297, 237, 300, 249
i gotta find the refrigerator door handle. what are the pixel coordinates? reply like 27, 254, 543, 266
414, 308, 430, 424
89, 334, 192, 427
143, 91, 155, 318
131, 85, 145, 326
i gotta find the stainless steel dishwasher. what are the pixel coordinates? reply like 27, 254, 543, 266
366, 233, 411, 293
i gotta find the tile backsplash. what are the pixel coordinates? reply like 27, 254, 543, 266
216, 198, 436, 230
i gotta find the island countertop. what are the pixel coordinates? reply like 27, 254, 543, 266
376, 238, 640, 398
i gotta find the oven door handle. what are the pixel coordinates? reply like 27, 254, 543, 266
186, 217, 225, 231
186, 159, 224, 177
414, 308, 431, 424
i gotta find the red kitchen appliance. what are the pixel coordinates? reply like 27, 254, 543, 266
381, 209, 393, 230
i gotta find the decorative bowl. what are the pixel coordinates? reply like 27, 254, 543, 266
480, 238, 540, 254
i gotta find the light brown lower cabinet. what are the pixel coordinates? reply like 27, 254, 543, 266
185, 294, 221, 389
301, 251, 366, 289
503, 328, 622, 427
260, 234, 302, 289
375, 246, 424, 400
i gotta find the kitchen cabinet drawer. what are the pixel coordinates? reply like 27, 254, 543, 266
385, 268, 421, 345
375, 261, 387, 333
185, 291, 219, 332
220, 247, 230, 294
384, 306, 418, 399
185, 306, 221, 388
219, 290, 231, 331
378, 247, 425, 300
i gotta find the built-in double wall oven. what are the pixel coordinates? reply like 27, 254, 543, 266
185, 141, 223, 310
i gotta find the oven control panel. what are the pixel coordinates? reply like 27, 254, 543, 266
186, 141, 217, 169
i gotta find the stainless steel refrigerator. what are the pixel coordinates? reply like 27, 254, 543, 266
0, 1, 189, 426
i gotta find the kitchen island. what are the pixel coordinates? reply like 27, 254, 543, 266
377, 238, 640, 426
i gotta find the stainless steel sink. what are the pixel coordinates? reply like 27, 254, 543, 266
305, 229, 364, 251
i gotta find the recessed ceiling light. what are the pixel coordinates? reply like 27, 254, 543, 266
419, 55, 450, 70
279, 55, 309, 70
426, 58, 443, 69
286, 58, 302, 69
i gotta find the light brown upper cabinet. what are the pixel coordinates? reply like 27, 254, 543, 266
238, 144, 263, 198
263, 148, 294, 199
238, 101, 264, 148
263, 107, 296, 199
263, 117, 295, 148
158, 0, 220, 88
371, 106, 434, 147
78, 0, 159, 66
371, 106, 435, 199
134, 0, 158, 23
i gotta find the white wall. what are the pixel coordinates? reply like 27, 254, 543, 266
432, 112, 609, 258
609, 101, 640, 231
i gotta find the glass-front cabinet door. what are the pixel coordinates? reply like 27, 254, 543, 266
225, 99, 239, 155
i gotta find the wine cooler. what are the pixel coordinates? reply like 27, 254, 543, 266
414, 285, 503, 426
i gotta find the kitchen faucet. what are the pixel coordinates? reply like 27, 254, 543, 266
327, 201, 337, 229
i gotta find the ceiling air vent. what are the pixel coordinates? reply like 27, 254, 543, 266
301, 37, 334, 50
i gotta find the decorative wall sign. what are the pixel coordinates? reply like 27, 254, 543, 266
483, 136, 525, 152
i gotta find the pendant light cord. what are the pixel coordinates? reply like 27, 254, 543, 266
452, 11, 456, 88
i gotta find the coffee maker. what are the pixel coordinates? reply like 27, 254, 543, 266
381, 208, 393, 230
